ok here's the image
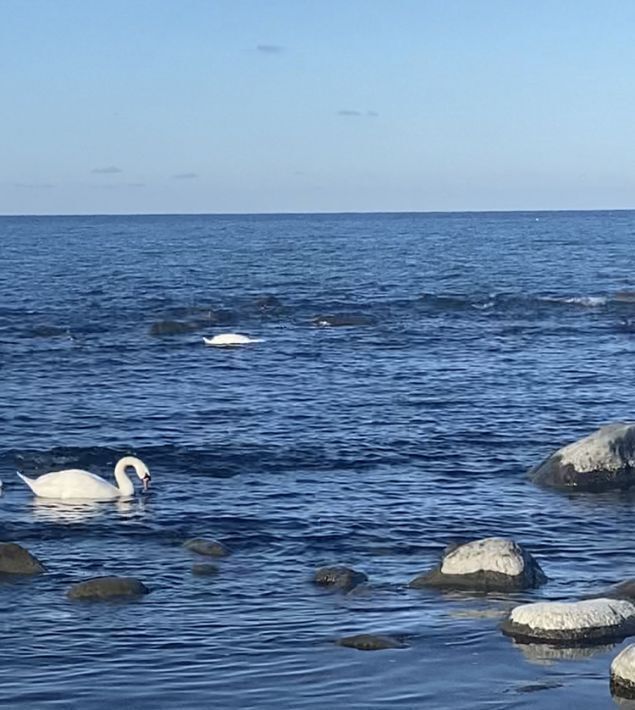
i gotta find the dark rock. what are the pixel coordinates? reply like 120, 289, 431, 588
336, 634, 404, 651
183, 538, 231, 557
0, 543, 45, 575
591, 579, 635, 603
409, 537, 546, 592
529, 423, 635, 492
67, 576, 149, 600
192, 563, 220, 576
614, 291, 635, 304
312, 313, 375, 327
501, 598, 635, 645
313, 566, 368, 592
149, 320, 199, 336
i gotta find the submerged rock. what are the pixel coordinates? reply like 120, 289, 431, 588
529, 423, 635, 491
67, 576, 149, 600
311, 314, 375, 327
183, 538, 231, 557
0, 543, 45, 575
149, 320, 198, 336
613, 291, 635, 304
192, 563, 219, 576
313, 566, 368, 592
611, 644, 635, 699
502, 598, 635, 644
592, 579, 635, 603
409, 537, 546, 592
336, 634, 404, 651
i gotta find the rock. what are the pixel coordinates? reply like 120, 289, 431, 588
0, 543, 45, 575
336, 634, 404, 651
614, 291, 635, 304
313, 566, 368, 592
183, 538, 231, 557
409, 537, 546, 592
529, 423, 635, 491
192, 563, 219, 576
312, 314, 375, 327
593, 579, 635, 603
501, 598, 635, 644
67, 576, 149, 600
611, 644, 635, 699
149, 320, 199, 336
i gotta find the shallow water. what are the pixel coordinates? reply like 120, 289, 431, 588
1, 211, 635, 708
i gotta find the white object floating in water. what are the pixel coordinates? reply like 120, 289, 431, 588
203, 333, 262, 347
16, 456, 151, 501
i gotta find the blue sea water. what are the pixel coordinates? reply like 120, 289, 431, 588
1, 211, 635, 709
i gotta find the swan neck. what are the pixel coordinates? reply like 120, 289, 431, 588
114, 458, 136, 496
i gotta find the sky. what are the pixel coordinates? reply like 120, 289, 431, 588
1, 0, 635, 215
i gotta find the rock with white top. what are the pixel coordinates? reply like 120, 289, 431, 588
529, 423, 635, 491
502, 598, 635, 644
408, 537, 546, 592
611, 644, 635, 699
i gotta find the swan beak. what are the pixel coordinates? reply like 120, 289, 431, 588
142, 473, 151, 491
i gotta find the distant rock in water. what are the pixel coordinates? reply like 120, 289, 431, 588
529, 423, 635, 492
409, 537, 546, 592
312, 313, 375, 327
183, 538, 231, 557
28, 325, 69, 338
502, 598, 635, 645
336, 634, 405, 651
313, 566, 368, 592
67, 576, 149, 600
0, 543, 45, 575
613, 290, 635, 303
611, 644, 635, 699
149, 320, 199, 336
192, 563, 220, 576
255, 294, 283, 313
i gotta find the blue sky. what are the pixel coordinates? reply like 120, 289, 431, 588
1, 0, 634, 214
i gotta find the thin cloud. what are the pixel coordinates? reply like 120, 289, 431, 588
257, 44, 284, 54
91, 166, 122, 174
171, 172, 199, 180
13, 182, 55, 189
337, 109, 379, 118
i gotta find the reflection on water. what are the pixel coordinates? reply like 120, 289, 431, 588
30, 497, 143, 523
513, 641, 617, 665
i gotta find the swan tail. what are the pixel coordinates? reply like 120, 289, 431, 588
16, 472, 37, 492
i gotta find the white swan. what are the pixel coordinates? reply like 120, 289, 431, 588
16, 456, 151, 501
203, 333, 262, 347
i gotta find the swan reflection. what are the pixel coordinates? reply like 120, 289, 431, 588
30, 496, 143, 523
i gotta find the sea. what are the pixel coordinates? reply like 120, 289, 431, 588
1, 210, 634, 709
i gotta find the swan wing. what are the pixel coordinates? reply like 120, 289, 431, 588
19, 469, 121, 500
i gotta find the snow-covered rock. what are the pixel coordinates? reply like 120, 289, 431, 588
611, 644, 635, 699
502, 598, 635, 644
409, 537, 546, 592
529, 423, 635, 491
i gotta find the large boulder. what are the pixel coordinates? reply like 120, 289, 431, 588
502, 598, 635, 644
67, 576, 149, 600
529, 423, 635, 491
313, 566, 368, 592
611, 644, 635, 699
409, 537, 546, 592
0, 543, 45, 575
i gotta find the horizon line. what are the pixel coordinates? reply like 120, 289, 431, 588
2, 206, 635, 218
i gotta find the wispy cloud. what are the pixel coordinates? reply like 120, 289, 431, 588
337, 109, 379, 118
171, 172, 199, 180
13, 182, 55, 189
257, 44, 284, 54
91, 165, 122, 174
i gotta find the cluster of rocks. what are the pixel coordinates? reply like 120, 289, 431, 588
0, 536, 229, 600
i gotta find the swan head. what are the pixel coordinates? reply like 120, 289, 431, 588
117, 456, 151, 491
